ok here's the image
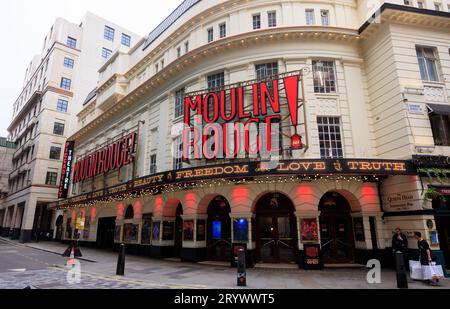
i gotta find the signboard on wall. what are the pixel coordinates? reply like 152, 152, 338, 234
51, 158, 417, 210
182, 71, 306, 161
58, 141, 75, 199
72, 132, 137, 184
384, 192, 418, 212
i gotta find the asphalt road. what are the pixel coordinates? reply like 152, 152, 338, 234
0, 240, 66, 273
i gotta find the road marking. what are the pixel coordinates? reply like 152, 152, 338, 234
9, 269, 27, 272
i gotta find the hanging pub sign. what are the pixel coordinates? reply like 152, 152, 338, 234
182, 71, 305, 161
58, 141, 75, 199
72, 132, 137, 184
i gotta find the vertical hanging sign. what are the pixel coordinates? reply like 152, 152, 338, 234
58, 141, 75, 199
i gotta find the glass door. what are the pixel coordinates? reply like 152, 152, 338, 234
259, 217, 276, 262
320, 215, 354, 263
258, 216, 295, 262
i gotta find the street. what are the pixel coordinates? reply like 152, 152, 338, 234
0, 238, 449, 289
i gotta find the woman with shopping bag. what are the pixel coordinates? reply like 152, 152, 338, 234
414, 232, 443, 285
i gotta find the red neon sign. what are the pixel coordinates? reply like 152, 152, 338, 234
183, 74, 303, 160
72, 132, 137, 184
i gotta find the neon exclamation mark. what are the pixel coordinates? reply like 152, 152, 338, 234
283, 75, 302, 149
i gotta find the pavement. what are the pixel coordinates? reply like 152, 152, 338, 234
0, 237, 449, 289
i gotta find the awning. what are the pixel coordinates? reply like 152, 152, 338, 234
427, 103, 450, 116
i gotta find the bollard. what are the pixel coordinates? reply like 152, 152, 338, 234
237, 248, 246, 287
395, 251, 408, 289
116, 243, 126, 276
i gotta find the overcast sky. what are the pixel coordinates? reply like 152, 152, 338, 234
0, 0, 182, 137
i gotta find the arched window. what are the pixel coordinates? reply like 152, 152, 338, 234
124, 205, 134, 220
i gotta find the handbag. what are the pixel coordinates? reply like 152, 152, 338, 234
422, 263, 444, 280
409, 260, 423, 280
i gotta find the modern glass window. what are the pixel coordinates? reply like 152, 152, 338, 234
305, 9, 315, 25
49, 146, 62, 160
67, 37, 77, 49
317, 117, 343, 159
255, 62, 278, 80
173, 136, 183, 170
253, 14, 261, 29
57, 99, 68, 112
121, 33, 131, 47
321, 10, 330, 26
219, 23, 226, 38
175, 88, 185, 119
429, 114, 450, 146
104, 26, 115, 41
53, 122, 65, 136
63, 57, 74, 69
268, 11, 277, 27
416, 47, 439, 82
45, 172, 58, 186
312, 60, 336, 93
150, 155, 157, 174
207, 72, 225, 91
60, 78, 71, 90
207, 28, 214, 43
102, 47, 113, 59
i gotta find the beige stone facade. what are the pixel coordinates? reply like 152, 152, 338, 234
52, 1, 450, 267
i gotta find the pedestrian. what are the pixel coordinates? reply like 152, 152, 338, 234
414, 231, 438, 285
392, 228, 408, 269
392, 228, 408, 253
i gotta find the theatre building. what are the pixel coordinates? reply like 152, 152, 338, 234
51, 0, 450, 268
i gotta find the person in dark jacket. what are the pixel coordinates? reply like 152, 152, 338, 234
392, 228, 408, 253
414, 231, 438, 285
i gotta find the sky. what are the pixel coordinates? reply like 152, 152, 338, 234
0, 0, 182, 137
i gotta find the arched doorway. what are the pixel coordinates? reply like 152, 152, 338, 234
255, 193, 297, 263
319, 192, 355, 264
55, 215, 64, 241
174, 204, 183, 257
207, 196, 232, 261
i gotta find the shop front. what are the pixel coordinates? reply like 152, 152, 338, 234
52, 158, 416, 267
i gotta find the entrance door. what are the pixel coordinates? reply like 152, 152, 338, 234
55, 216, 64, 241
174, 204, 183, 257
319, 192, 355, 264
207, 197, 232, 261
255, 193, 297, 263
436, 216, 450, 266
258, 215, 295, 262
96, 217, 116, 249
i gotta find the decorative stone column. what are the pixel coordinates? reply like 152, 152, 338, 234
180, 214, 207, 262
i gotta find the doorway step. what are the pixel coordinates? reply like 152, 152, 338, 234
254, 263, 298, 270
164, 258, 182, 262
324, 263, 365, 269
197, 261, 230, 267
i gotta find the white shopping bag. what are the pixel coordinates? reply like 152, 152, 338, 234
422, 264, 444, 280
409, 260, 423, 280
